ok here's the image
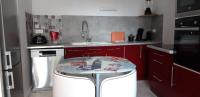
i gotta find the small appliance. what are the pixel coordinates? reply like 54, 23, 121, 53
136, 28, 144, 41
145, 31, 152, 41
128, 34, 135, 42
32, 34, 47, 44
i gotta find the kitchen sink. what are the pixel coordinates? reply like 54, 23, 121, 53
71, 42, 112, 45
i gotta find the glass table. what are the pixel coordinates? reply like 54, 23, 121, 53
55, 56, 136, 97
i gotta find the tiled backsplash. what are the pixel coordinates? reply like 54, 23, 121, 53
26, 15, 163, 44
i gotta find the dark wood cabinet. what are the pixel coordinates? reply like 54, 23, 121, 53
147, 48, 173, 97
171, 64, 200, 97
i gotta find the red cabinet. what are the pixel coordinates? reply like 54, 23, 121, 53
125, 45, 146, 80
65, 45, 147, 80
147, 48, 173, 97
85, 47, 107, 57
64, 47, 86, 58
147, 48, 200, 97
64, 46, 123, 58
171, 64, 200, 97
106, 46, 124, 57
64, 47, 107, 58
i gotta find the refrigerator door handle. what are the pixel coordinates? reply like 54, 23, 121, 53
5, 71, 15, 89
5, 51, 12, 70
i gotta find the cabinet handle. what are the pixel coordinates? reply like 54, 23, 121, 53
140, 46, 142, 59
5, 71, 15, 89
5, 51, 12, 70
171, 66, 174, 87
153, 52, 164, 57
89, 49, 102, 51
153, 75, 163, 82
68, 50, 83, 52
108, 48, 121, 50
153, 59, 163, 64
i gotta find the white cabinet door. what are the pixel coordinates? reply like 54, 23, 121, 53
32, 0, 146, 16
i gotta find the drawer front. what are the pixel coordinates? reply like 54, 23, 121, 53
149, 49, 172, 65
64, 48, 86, 58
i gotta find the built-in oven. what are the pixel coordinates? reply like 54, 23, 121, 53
174, 16, 200, 72
177, 0, 200, 13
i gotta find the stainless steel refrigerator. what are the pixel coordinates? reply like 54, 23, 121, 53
0, 0, 24, 97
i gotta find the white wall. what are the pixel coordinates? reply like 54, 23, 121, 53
153, 0, 176, 44
24, 0, 32, 13
32, 0, 146, 16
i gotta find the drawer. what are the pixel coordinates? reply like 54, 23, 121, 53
149, 49, 172, 65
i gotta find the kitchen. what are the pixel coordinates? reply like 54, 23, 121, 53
0, 0, 199, 97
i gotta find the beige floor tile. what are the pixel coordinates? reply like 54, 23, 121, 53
29, 80, 156, 97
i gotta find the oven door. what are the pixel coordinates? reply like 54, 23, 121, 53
174, 27, 200, 72
177, 0, 200, 13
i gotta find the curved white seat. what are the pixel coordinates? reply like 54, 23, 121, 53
53, 72, 95, 97
101, 70, 137, 97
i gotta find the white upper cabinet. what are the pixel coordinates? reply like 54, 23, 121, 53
32, 0, 147, 16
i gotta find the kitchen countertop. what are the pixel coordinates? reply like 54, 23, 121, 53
147, 44, 175, 54
27, 41, 160, 49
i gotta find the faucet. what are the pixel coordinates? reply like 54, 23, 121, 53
81, 20, 92, 42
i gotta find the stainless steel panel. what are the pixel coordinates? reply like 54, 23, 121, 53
0, 52, 5, 97
1, 0, 19, 51
176, 10, 200, 19
31, 49, 64, 91
32, 56, 63, 90
0, 0, 23, 96
175, 27, 200, 31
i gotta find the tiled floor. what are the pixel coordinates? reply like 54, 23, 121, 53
29, 80, 157, 97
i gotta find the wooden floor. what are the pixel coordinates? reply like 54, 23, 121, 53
29, 80, 157, 97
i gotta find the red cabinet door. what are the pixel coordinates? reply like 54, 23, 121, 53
148, 48, 173, 97
106, 46, 124, 58
85, 47, 107, 57
125, 45, 144, 80
171, 65, 200, 97
64, 47, 86, 58
65, 47, 107, 58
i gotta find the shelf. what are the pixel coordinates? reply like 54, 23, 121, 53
139, 13, 161, 17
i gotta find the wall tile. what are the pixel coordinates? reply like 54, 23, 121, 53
26, 15, 163, 44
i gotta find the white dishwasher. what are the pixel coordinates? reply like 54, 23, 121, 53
30, 49, 64, 91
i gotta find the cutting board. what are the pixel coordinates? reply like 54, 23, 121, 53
111, 32, 125, 42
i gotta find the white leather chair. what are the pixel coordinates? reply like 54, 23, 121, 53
101, 70, 137, 97
53, 72, 95, 97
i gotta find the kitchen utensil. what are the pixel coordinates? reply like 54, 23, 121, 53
111, 32, 125, 42
50, 31, 59, 43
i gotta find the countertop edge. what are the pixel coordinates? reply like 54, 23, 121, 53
27, 42, 160, 49
147, 45, 174, 54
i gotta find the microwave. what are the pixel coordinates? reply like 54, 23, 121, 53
177, 0, 200, 13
